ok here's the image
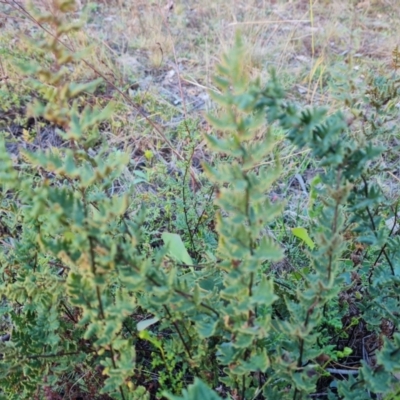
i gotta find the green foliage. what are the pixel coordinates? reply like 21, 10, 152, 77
1, 3, 400, 399
163, 378, 223, 400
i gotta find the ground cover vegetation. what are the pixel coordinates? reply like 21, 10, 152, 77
1, 0, 400, 398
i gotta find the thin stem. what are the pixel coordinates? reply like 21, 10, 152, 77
369, 200, 399, 281
192, 185, 215, 238
241, 375, 246, 400
88, 236, 106, 319
60, 301, 78, 324
163, 305, 192, 359
182, 149, 195, 254
243, 174, 255, 324
361, 175, 395, 278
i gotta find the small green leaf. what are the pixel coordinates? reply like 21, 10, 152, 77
137, 317, 160, 332
162, 232, 193, 266
138, 330, 163, 351
336, 347, 353, 359
292, 227, 315, 249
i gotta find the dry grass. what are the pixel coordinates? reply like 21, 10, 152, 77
3, 0, 399, 108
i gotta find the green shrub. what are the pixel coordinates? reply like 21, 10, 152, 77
1, 1, 400, 399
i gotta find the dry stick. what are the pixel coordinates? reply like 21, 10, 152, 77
7, 0, 200, 187
227, 19, 310, 26
181, 77, 218, 93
